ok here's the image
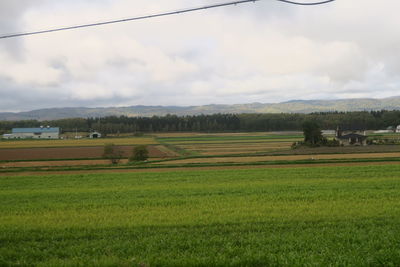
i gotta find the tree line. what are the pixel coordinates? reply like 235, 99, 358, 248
1, 110, 400, 135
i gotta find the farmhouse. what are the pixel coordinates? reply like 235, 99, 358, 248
336, 132, 367, 146
335, 127, 367, 146
2, 127, 60, 139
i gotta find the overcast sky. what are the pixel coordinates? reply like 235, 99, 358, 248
0, 0, 399, 112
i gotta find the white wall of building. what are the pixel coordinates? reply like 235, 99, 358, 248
3, 132, 59, 139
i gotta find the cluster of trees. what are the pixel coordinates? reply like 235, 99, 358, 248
103, 144, 149, 164
298, 121, 340, 148
1, 110, 400, 135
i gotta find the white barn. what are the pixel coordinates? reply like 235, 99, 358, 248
2, 127, 60, 139
89, 131, 102, 139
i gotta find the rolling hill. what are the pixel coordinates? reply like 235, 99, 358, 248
1, 96, 400, 121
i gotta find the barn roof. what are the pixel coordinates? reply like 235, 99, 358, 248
338, 133, 367, 140
12, 127, 60, 133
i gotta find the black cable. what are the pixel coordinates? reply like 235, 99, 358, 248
276, 0, 335, 5
0, 0, 335, 40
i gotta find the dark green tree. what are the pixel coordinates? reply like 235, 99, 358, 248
102, 143, 123, 164
302, 121, 324, 145
130, 145, 149, 162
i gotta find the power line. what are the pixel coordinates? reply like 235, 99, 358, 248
276, 0, 335, 5
0, 0, 335, 40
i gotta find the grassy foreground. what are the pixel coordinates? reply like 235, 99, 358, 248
1, 166, 400, 266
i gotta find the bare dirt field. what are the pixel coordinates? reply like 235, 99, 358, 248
1, 159, 119, 167
0, 145, 176, 161
0, 137, 156, 149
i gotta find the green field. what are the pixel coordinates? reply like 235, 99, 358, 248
1, 165, 400, 266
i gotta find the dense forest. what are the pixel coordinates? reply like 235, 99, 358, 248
1, 110, 400, 135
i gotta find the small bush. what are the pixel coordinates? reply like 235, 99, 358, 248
324, 139, 340, 147
292, 138, 340, 149
291, 142, 302, 149
133, 132, 144, 137
103, 143, 123, 164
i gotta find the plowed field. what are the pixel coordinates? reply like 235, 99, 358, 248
0, 145, 176, 161
0, 137, 156, 148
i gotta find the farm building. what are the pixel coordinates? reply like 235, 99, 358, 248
89, 131, 102, 139
322, 130, 336, 136
336, 133, 367, 146
2, 127, 60, 139
374, 130, 393, 134
374, 125, 400, 134
335, 127, 367, 146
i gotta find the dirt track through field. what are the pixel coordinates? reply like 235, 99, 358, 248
1, 161, 398, 177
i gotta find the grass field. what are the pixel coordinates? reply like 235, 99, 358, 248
1, 165, 400, 266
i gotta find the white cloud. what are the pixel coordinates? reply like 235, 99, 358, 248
0, 0, 399, 111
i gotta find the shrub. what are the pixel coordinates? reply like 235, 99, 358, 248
291, 142, 302, 149
103, 143, 123, 164
130, 145, 149, 162
133, 132, 144, 137
325, 139, 340, 147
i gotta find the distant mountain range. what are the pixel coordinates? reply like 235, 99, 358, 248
1, 96, 400, 121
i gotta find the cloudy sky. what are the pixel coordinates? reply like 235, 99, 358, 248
0, 0, 399, 112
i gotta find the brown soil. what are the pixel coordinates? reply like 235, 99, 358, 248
1, 159, 125, 167
1, 161, 398, 177
0, 145, 176, 161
